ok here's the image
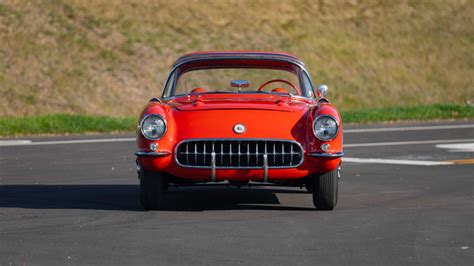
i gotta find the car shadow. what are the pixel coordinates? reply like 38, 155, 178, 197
0, 185, 315, 212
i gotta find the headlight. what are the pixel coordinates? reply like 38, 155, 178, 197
313, 115, 338, 141
140, 114, 166, 140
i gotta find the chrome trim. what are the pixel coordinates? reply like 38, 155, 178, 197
211, 152, 216, 181
173, 53, 305, 66
312, 115, 340, 141
263, 154, 269, 182
230, 79, 250, 88
309, 152, 344, 158
317, 98, 330, 108
161, 57, 316, 99
233, 124, 246, 134
139, 114, 168, 140
317, 84, 328, 98
149, 97, 161, 103
165, 92, 313, 102
135, 151, 171, 157
174, 138, 305, 169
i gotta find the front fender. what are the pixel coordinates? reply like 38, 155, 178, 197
136, 102, 176, 166
305, 102, 343, 155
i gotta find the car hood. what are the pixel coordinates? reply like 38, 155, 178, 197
167, 95, 313, 112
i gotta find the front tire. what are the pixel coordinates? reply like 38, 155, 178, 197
140, 170, 167, 210
305, 176, 314, 193
312, 169, 338, 210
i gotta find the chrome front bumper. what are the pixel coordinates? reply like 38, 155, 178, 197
135, 151, 171, 157
309, 152, 344, 158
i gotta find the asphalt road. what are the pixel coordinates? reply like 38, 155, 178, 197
1, 121, 473, 265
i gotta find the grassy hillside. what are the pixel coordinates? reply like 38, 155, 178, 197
0, 0, 472, 117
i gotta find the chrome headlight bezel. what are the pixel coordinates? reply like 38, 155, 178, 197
313, 115, 339, 141
140, 114, 167, 140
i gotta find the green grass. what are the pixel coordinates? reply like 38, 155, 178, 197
0, 104, 472, 136
342, 104, 473, 123
0, 114, 135, 136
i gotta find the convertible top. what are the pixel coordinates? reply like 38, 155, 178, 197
173, 51, 305, 67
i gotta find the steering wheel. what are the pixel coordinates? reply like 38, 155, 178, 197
257, 79, 298, 94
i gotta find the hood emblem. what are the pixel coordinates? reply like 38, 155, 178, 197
233, 124, 246, 134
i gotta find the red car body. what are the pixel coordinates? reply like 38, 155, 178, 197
135, 51, 343, 210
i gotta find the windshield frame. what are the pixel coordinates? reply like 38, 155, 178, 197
161, 57, 316, 99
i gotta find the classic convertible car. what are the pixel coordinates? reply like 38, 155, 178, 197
135, 51, 343, 210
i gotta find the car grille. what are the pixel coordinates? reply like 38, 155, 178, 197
175, 139, 304, 168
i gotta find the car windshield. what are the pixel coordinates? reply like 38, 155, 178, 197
167, 67, 312, 97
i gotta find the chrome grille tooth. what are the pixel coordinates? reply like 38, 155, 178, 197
247, 143, 250, 165
273, 142, 276, 165
256, 142, 259, 165
186, 142, 189, 165
194, 142, 197, 163
264, 141, 268, 166
290, 144, 293, 164
238, 141, 241, 166
221, 142, 224, 166
230, 142, 232, 166
281, 142, 285, 166
203, 142, 207, 165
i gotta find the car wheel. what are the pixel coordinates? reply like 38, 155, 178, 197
140, 169, 167, 210
312, 169, 338, 210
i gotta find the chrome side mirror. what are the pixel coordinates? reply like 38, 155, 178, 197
317, 84, 328, 98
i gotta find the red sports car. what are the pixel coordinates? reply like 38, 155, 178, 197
135, 51, 343, 210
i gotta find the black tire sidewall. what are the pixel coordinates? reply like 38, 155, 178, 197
312, 169, 338, 210
140, 169, 167, 210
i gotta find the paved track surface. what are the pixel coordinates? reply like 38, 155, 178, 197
1, 121, 473, 265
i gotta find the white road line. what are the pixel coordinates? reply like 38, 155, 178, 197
436, 143, 474, 152
345, 139, 474, 148
345, 124, 474, 133
0, 140, 32, 145
0, 138, 135, 147
343, 157, 453, 166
